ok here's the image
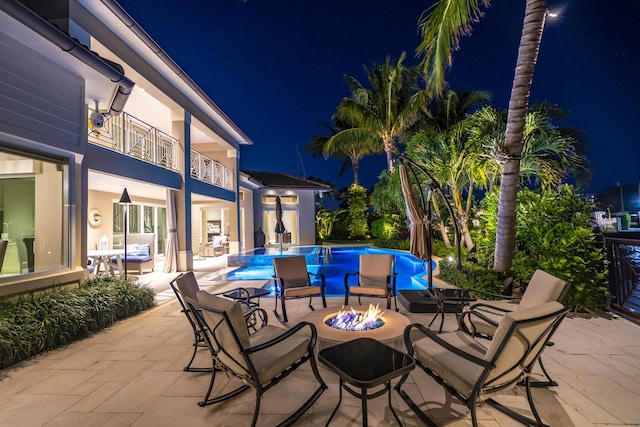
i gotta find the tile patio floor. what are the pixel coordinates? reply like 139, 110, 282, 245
1, 258, 640, 426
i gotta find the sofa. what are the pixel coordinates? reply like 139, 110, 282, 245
198, 236, 226, 257
111, 233, 155, 274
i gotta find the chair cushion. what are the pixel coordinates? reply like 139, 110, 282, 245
197, 290, 250, 349
175, 271, 200, 301
359, 254, 393, 288
284, 286, 322, 298
413, 331, 488, 399
248, 325, 310, 385
349, 286, 388, 297
136, 243, 150, 256
518, 270, 567, 310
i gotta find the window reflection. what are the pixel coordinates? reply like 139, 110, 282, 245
0, 150, 67, 279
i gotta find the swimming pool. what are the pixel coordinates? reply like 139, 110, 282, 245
217, 246, 435, 296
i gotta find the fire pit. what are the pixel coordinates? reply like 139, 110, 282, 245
326, 304, 385, 331
304, 305, 410, 351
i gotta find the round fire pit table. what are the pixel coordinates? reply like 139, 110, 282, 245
303, 306, 411, 351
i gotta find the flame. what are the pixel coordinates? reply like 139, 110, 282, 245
326, 304, 385, 331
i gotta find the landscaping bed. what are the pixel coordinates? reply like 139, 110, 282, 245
0, 277, 155, 370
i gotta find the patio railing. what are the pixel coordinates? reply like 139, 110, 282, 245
189, 149, 234, 190
605, 237, 640, 320
88, 111, 179, 172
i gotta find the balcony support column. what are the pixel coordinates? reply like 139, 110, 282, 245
171, 109, 193, 271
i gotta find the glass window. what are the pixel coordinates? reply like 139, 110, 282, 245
143, 206, 154, 233
262, 195, 298, 204
0, 149, 68, 279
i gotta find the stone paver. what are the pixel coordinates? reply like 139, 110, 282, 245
2, 256, 640, 426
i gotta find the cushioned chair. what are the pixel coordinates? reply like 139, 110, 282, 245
396, 301, 568, 427
186, 291, 327, 427
460, 269, 569, 387
272, 256, 326, 322
198, 237, 225, 258
344, 253, 398, 311
170, 271, 267, 372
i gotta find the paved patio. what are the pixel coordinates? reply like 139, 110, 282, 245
1, 258, 639, 426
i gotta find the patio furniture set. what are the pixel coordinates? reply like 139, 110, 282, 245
170, 255, 569, 427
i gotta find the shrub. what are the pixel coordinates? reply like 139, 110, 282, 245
476, 185, 608, 312
621, 213, 631, 230
370, 214, 402, 240
346, 184, 369, 239
0, 277, 155, 369
438, 259, 506, 297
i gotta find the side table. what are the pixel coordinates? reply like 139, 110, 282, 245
222, 287, 270, 308
319, 337, 415, 426
424, 288, 476, 332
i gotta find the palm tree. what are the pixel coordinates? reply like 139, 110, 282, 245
468, 105, 590, 190
306, 119, 377, 185
326, 53, 431, 171
417, 0, 551, 272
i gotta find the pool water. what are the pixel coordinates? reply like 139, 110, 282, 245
217, 246, 435, 296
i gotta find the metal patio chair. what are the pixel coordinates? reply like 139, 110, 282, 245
272, 256, 326, 322
344, 253, 398, 311
396, 301, 568, 427
186, 290, 327, 426
460, 269, 570, 387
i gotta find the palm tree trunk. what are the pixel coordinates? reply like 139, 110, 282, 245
494, 0, 548, 272
383, 137, 395, 170
432, 196, 452, 247
352, 159, 359, 185
452, 187, 474, 250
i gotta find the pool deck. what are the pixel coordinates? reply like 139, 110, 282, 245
1, 255, 639, 426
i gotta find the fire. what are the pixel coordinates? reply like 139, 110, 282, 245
325, 304, 385, 331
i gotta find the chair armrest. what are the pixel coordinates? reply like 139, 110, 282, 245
468, 287, 521, 301
243, 307, 268, 334
344, 271, 359, 287
468, 301, 516, 313
243, 321, 318, 355
458, 306, 501, 334
404, 323, 492, 368
309, 271, 326, 289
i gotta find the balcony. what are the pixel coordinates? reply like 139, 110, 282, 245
190, 150, 234, 190
88, 111, 179, 172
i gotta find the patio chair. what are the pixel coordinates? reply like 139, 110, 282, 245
170, 272, 268, 372
459, 269, 569, 387
272, 256, 326, 322
396, 301, 568, 427
186, 290, 327, 427
344, 253, 398, 311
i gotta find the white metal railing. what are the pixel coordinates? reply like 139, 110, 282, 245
88, 111, 179, 172
190, 149, 234, 190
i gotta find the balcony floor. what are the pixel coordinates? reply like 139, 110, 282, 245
1, 257, 639, 426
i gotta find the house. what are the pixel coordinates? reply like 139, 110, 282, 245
242, 171, 332, 247
0, 0, 252, 296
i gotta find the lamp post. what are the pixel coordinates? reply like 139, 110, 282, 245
119, 188, 132, 279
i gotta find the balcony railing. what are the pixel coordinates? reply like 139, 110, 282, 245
190, 149, 234, 190
88, 111, 179, 172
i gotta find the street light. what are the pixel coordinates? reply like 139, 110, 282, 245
119, 188, 132, 279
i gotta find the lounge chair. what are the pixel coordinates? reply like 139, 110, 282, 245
344, 253, 398, 310
272, 256, 326, 322
459, 269, 569, 387
396, 301, 568, 427
186, 291, 327, 426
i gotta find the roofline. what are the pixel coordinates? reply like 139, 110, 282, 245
99, 0, 253, 145
0, 0, 134, 117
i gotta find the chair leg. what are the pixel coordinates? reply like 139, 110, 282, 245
281, 297, 288, 322
184, 334, 212, 372
530, 357, 558, 387
394, 374, 438, 427
251, 390, 262, 427
345, 292, 349, 306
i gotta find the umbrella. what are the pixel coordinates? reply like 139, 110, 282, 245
163, 189, 179, 273
274, 196, 286, 253
399, 163, 434, 290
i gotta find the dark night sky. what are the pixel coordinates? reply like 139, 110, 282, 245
117, 0, 640, 194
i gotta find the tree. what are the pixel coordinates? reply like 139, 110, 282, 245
468, 105, 590, 190
326, 53, 430, 171
417, 0, 552, 272
307, 119, 377, 185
